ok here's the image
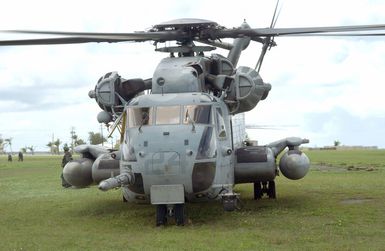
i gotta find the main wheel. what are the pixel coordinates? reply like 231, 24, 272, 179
156, 205, 167, 226
174, 204, 185, 226
253, 182, 262, 200
268, 181, 276, 199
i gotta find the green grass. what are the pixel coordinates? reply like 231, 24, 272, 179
0, 150, 385, 250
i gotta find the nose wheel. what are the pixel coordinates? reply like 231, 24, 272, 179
174, 204, 185, 226
156, 205, 168, 226
156, 204, 185, 226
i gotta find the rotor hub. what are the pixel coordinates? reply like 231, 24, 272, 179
151, 18, 218, 31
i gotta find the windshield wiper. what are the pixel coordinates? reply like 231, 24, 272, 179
185, 109, 196, 132
138, 112, 149, 133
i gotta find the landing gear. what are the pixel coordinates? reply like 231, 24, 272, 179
155, 204, 185, 226
156, 204, 167, 226
221, 193, 240, 211
254, 182, 262, 199
174, 204, 185, 226
268, 181, 276, 199
253, 181, 276, 199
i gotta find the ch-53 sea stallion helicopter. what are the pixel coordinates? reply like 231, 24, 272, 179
2, 12, 385, 226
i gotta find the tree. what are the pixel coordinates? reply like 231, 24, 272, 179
4, 138, 13, 153
27, 146, 35, 155
54, 139, 61, 154
88, 132, 107, 145
47, 138, 61, 154
334, 140, 341, 147
75, 138, 86, 145
70, 127, 76, 153
47, 142, 54, 154
70, 127, 86, 152
0, 135, 4, 154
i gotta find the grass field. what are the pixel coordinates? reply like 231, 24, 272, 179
0, 150, 384, 250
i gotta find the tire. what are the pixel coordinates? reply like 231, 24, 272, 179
254, 182, 262, 200
268, 181, 276, 199
174, 204, 185, 226
156, 204, 167, 226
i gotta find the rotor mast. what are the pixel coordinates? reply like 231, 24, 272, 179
227, 20, 251, 67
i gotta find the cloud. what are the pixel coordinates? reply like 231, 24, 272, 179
1, 0, 385, 151
303, 107, 385, 147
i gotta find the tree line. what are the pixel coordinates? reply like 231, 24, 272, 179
2, 128, 113, 155
46, 129, 108, 154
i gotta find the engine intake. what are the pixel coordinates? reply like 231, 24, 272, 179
89, 71, 151, 117
225, 66, 271, 114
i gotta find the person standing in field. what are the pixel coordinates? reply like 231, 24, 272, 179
18, 151, 23, 161
61, 146, 73, 188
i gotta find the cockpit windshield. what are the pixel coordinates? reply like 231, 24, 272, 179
183, 105, 211, 124
155, 106, 181, 125
127, 107, 153, 127
127, 105, 212, 128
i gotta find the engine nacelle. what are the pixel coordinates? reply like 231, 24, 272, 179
279, 150, 310, 180
234, 146, 277, 184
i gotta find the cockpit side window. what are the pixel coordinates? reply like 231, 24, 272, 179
215, 107, 227, 138
183, 105, 212, 124
127, 107, 153, 128
155, 106, 181, 125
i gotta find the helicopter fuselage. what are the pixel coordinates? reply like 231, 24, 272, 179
121, 92, 234, 203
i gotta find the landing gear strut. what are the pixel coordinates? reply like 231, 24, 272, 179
156, 204, 185, 226
254, 181, 276, 199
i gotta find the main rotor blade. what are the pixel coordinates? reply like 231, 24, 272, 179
282, 32, 385, 37
0, 37, 135, 46
0, 30, 183, 46
27, 23, 385, 38
216, 24, 385, 38
2, 23, 385, 46
270, 0, 280, 28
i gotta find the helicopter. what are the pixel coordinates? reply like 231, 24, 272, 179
2, 14, 385, 226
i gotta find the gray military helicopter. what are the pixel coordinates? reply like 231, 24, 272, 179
2, 14, 385, 226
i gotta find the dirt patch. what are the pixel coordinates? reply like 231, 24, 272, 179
311, 164, 346, 172
312, 163, 378, 172
346, 165, 377, 171
340, 198, 374, 205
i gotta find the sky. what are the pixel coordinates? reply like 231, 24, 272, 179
1, 0, 385, 152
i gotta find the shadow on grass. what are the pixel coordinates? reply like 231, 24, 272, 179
62, 190, 317, 228
67, 196, 227, 226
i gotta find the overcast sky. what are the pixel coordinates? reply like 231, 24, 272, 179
1, 0, 385, 152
